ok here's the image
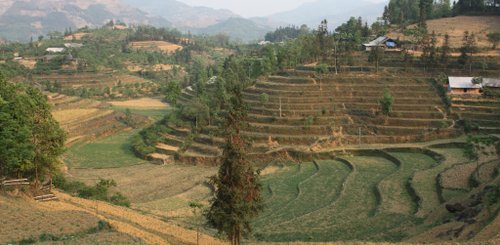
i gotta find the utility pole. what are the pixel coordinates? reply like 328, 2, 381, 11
358, 127, 361, 145
279, 96, 282, 118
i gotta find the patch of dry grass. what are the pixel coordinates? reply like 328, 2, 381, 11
108, 98, 169, 109
129, 41, 183, 53
389, 16, 500, 49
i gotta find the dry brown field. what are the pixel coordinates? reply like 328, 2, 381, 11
64, 32, 89, 41
108, 98, 170, 109
129, 41, 183, 53
388, 16, 500, 49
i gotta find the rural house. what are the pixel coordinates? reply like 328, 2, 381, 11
447, 77, 483, 95
363, 36, 396, 51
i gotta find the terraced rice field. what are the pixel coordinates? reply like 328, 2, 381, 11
48, 94, 130, 144
32, 72, 156, 90
155, 74, 458, 161
250, 144, 499, 242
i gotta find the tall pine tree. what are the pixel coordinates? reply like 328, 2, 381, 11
205, 60, 264, 245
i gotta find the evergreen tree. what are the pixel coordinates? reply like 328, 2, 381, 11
440, 34, 451, 69
205, 61, 263, 245
317, 19, 330, 62
459, 31, 478, 73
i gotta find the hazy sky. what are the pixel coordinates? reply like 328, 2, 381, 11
178, 0, 388, 17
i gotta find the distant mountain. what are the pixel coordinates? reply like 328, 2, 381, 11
192, 17, 273, 42
269, 0, 385, 28
0, 0, 170, 41
123, 0, 238, 28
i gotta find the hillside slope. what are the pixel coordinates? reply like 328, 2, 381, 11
0, 191, 222, 245
193, 17, 272, 42
388, 16, 500, 48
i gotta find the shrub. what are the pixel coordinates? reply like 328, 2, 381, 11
39, 233, 60, 242
19, 237, 36, 245
54, 175, 130, 207
110, 192, 131, 207
379, 88, 394, 115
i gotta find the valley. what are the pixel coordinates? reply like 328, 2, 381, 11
0, 1, 499, 244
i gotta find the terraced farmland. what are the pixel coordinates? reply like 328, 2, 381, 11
48, 93, 131, 144
153, 74, 458, 162
250, 145, 500, 242
451, 97, 500, 134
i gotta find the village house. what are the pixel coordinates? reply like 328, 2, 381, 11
46, 47, 65, 53
447, 77, 482, 95
363, 36, 397, 51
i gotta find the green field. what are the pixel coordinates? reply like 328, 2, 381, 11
63, 107, 169, 169
64, 129, 147, 168
110, 106, 169, 121
251, 147, 494, 242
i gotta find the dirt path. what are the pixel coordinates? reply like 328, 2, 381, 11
50, 191, 224, 245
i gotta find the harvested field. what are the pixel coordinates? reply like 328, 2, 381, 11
14, 58, 37, 69
64, 32, 89, 40
48, 95, 129, 144
108, 98, 169, 109
129, 41, 183, 53
0, 195, 100, 244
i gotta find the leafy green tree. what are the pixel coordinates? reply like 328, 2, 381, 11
379, 88, 394, 115
0, 74, 66, 180
369, 45, 384, 73
164, 80, 182, 105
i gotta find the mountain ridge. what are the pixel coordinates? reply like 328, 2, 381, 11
0, 0, 170, 41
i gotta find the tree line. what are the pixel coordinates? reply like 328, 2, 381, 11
383, 0, 499, 26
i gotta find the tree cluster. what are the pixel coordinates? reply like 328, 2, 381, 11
0, 74, 66, 180
383, 0, 452, 25
264, 25, 310, 42
452, 0, 500, 15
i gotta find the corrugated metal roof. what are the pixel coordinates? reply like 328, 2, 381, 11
483, 78, 500, 88
363, 36, 389, 47
448, 77, 482, 89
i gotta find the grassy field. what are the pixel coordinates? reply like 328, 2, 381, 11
59, 97, 170, 169
254, 156, 416, 242
249, 144, 499, 242
379, 152, 437, 215
63, 129, 147, 169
